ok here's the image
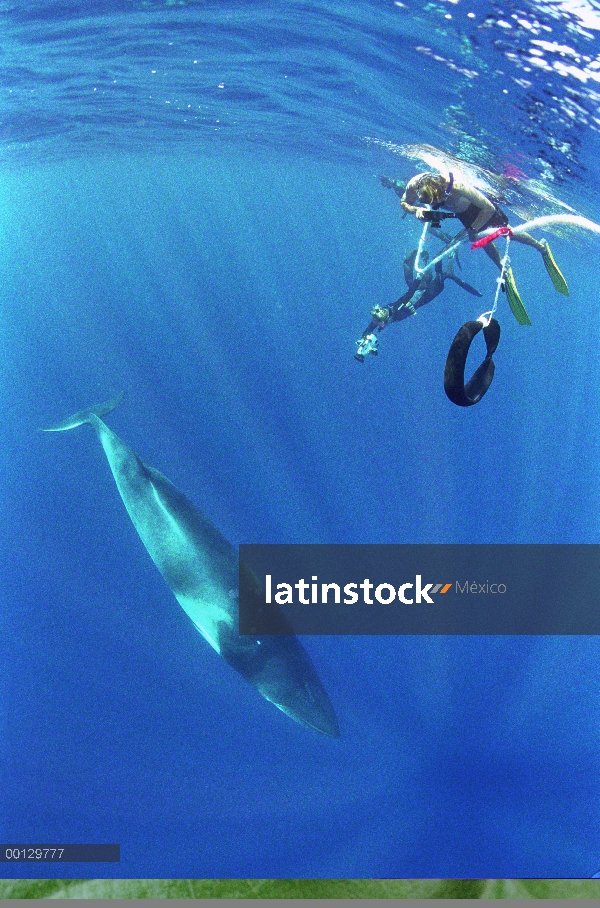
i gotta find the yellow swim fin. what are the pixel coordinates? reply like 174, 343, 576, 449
541, 240, 569, 295
504, 265, 532, 326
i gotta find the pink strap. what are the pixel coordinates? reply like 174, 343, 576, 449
471, 226, 512, 249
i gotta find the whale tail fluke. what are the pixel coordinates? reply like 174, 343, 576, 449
41, 391, 125, 432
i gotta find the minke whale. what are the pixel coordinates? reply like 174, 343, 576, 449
43, 393, 339, 737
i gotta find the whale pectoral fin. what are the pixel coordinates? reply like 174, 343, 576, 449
41, 391, 126, 432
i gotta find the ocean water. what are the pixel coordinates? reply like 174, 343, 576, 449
2, 0, 600, 881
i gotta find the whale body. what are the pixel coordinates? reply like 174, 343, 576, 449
43, 393, 339, 737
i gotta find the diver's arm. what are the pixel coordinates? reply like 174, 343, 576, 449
401, 201, 429, 220
470, 202, 497, 232
453, 182, 496, 231
400, 182, 428, 219
361, 320, 379, 337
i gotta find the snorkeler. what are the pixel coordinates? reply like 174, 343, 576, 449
355, 246, 481, 362
397, 171, 569, 323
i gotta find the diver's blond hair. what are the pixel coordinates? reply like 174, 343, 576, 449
416, 173, 446, 205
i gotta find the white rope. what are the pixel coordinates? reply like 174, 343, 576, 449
475, 212, 600, 325
413, 220, 430, 275
412, 211, 600, 325
478, 233, 511, 327
413, 222, 466, 276
511, 213, 600, 236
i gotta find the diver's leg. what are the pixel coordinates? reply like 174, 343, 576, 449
445, 273, 483, 297
511, 231, 545, 253
514, 232, 569, 294
412, 281, 444, 312
478, 238, 530, 323
482, 241, 503, 271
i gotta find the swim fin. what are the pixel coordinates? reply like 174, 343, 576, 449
541, 240, 569, 295
504, 266, 532, 326
447, 274, 483, 297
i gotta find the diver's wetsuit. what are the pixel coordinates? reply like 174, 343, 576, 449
361, 253, 445, 337
457, 202, 509, 233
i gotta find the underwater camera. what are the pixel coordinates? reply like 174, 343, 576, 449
420, 209, 457, 230
355, 333, 379, 363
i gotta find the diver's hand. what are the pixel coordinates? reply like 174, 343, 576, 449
379, 175, 393, 189
415, 207, 428, 220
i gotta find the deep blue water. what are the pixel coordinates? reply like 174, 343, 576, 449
2, 0, 600, 881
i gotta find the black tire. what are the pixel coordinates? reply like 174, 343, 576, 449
443, 318, 500, 407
